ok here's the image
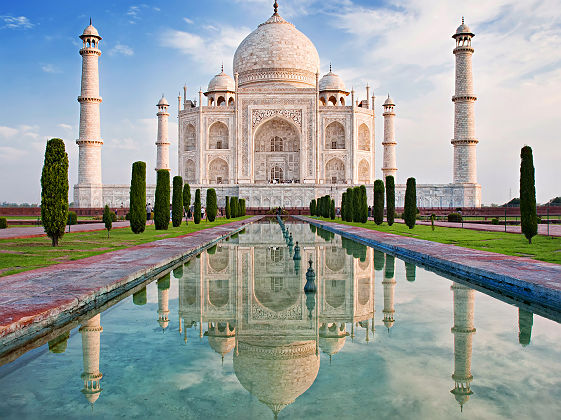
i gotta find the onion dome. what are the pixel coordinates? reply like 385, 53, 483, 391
453, 17, 474, 38
157, 95, 169, 106
319, 336, 347, 357
319, 66, 347, 92
233, 4, 320, 88
80, 18, 101, 39
383, 94, 395, 106
207, 68, 235, 93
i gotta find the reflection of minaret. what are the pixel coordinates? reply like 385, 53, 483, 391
518, 308, 533, 347
450, 283, 476, 411
382, 254, 396, 331
79, 314, 103, 406
157, 275, 171, 331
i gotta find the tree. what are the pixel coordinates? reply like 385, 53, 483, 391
386, 175, 395, 226
206, 188, 217, 222
330, 198, 336, 220
359, 185, 368, 223
129, 161, 146, 234
194, 189, 201, 224
41, 138, 68, 247
520, 146, 537, 244
154, 169, 170, 230
310, 199, 316, 216
231, 196, 239, 218
67, 211, 77, 232
103, 205, 112, 238
403, 177, 417, 229
172, 176, 183, 227
182, 183, 191, 224
353, 187, 361, 222
240, 198, 246, 216
373, 179, 385, 225
345, 188, 354, 222
225, 195, 231, 219
341, 192, 347, 221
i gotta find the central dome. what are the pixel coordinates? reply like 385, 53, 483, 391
233, 12, 320, 88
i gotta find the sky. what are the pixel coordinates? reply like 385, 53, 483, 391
1, 0, 560, 205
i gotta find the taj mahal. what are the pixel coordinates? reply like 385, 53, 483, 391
73, 2, 481, 209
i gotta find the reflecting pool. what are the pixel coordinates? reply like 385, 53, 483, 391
1, 220, 560, 419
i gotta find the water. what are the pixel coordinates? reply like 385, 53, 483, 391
1, 220, 560, 419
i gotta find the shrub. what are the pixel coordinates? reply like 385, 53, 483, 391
0, 217, 7, 229
225, 195, 231, 219
330, 198, 335, 220
125, 212, 130, 221
341, 192, 346, 220
359, 185, 368, 223
67, 211, 77, 232
430, 213, 436, 231
403, 177, 417, 229
373, 180, 384, 225
447, 212, 463, 223
194, 189, 201, 224
129, 161, 146, 234
386, 176, 395, 226
111, 212, 117, 222
240, 198, 246, 216
353, 187, 361, 222
310, 199, 316, 216
154, 169, 170, 230
41, 138, 69, 246
520, 145, 537, 244
172, 176, 183, 227
491, 217, 500, 225
206, 188, 217, 222
103, 205, 112, 238
231, 197, 239, 218
183, 183, 191, 221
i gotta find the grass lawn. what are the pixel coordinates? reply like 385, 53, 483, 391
0, 216, 251, 277
310, 217, 561, 264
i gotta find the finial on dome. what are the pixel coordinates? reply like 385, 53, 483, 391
90, 17, 92, 25
274, 1, 279, 14
462, 16, 465, 25
329, 62, 332, 72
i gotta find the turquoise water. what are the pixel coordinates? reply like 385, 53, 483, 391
1, 220, 560, 419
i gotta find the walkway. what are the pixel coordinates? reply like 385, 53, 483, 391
411, 220, 561, 237
0, 216, 262, 361
298, 216, 561, 312
0, 221, 131, 240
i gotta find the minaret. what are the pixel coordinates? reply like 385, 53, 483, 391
79, 314, 103, 406
450, 282, 476, 411
155, 95, 170, 172
382, 95, 397, 181
75, 19, 103, 207
382, 254, 396, 331
157, 275, 171, 331
451, 18, 478, 184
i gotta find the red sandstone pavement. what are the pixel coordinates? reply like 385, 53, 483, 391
411, 220, 561, 237
0, 216, 261, 355
0, 221, 131, 240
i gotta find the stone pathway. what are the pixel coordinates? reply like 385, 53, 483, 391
0, 221, 131, 240
411, 220, 561, 237
298, 216, 561, 313
0, 216, 262, 359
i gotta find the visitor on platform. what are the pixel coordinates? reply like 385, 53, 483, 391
146, 203, 152, 221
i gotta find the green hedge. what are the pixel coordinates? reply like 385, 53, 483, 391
206, 188, 217, 222
403, 177, 417, 229
225, 195, 231, 219
67, 211, 77, 226
194, 189, 201, 224
373, 180, 384, 225
0, 217, 7, 229
447, 212, 463, 223
129, 161, 146, 234
154, 169, 170, 230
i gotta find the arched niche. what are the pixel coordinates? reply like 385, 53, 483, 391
184, 124, 196, 151
209, 122, 228, 149
358, 124, 370, 151
184, 158, 196, 183
325, 158, 345, 184
208, 158, 229, 184
358, 159, 370, 184
325, 121, 345, 149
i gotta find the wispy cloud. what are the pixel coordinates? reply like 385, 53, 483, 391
0, 126, 18, 138
127, 4, 150, 24
183, 17, 194, 25
41, 64, 62, 74
108, 42, 134, 56
0, 15, 33, 29
57, 123, 73, 131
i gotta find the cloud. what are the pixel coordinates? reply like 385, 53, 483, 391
0, 146, 27, 161
41, 64, 62, 74
127, 4, 150, 24
183, 17, 194, 25
0, 126, 18, 138
0, 15, 33, 29
57, 124, 73, 131
109, 42, 134, 56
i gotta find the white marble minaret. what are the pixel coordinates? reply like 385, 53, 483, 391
382, 254, 396, 331
75, 20, 103, 208
79, 314, 103, 405
450, 282, 476, 411
451, 18, 478, 184
155, 95, 170, 172
382, 95, 397, 181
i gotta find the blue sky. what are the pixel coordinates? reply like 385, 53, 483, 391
1, 0, 560, 204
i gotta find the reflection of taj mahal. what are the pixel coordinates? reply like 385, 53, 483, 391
73, 2, 481, 208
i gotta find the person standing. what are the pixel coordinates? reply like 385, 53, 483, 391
146, 203, 152, 222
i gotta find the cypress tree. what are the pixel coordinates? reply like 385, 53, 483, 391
103, 204, 112, 238
129, 161, 146, 234
230, 196, 238, 218
345, 188, 354, 222
310, 199, 316, 216
225, 195, 231, 219
359, 185, 368, 223
324, 195, 330, 218
194, 189, 201, 224
154, 169, 170, 230
353, 186, 361, 222
206, 188, 217, 222
373, 180, 384, 225
403, 177, 417, 229
520, 146, 537, 244
240, 198, 246, 216
330, 198, 335, 220
386, 175, 395, 226
341, 192, 346, 221
41, 138, 68, 247
172, 176, 183, 227
182, 183, 191, 223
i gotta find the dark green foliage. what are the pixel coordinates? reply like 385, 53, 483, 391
405, 263, 416, 282
225, 195, 231, 219
41, 138, 69, 247
194, 189, 201, 224
549, 197, 561, 205
309, 224, 317, 234
340, 192, 346, 221
111, 212, 117, 222
129, 161, 146, 234
430, 214, 436, 231
232, 197, 240, 218
207, 244, 217, 255
503, 197, 521, 207
67, 211, 77, 231
0, 217, 7, 229
374, 250, 385, 271
518, 308, 533, 346
173, 266, 183, 279
206, 188, 217, 222
48, 331, 70, 354
359, 185, 368, 223
403, 177, 417, 229
343, 188, 352, 221
183, 184, 191, 217
491, 217, 500, 225
520, 146, 537, 244
103, 205, 112, 238
353, 187, 361, 222
373, 180, 384, 225
154, 169, 170, 230
330, 199, 335, 220
241, 198, 246, 216
310, 199, 316, 216
157, 274, 171, 290
125, 212, 130, 221
133, 287, 147, 305
384, 254, 395, 278
172, 176, 183, 227
386, 176, 395, 226
447, 212, 463, 222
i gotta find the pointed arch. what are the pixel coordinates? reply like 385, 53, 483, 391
358, 123, 370, 151
184, 158, 196, 183
325, 121, 345, 149
184, 124, 196, 151
209, 121, 228, 149
325, 157, 345, 184
358, 159, 370, 183
208, 158, 229, 184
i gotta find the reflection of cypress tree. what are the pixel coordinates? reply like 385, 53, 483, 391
173, 265, 183, 279
405, 263, 416, 282
384, 254, 395, 278
207, 244, 217, 255
341, 237, 354, 256
310, 224, 317, 234
518, 308, 533, 347
158, 274, 171, 290
133, 287, 147, 305
374, 250, 385, 271
48, 331, 70, 354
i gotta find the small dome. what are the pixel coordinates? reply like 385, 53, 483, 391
157, 96, 169, 106
383, 95, 395, 106
81, 23, 101, 39
453, 18, 474, 38
208, 336, 236, 356
207, 71, 235, 92
319, 70, 347, 92
319, 336, 347, 356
